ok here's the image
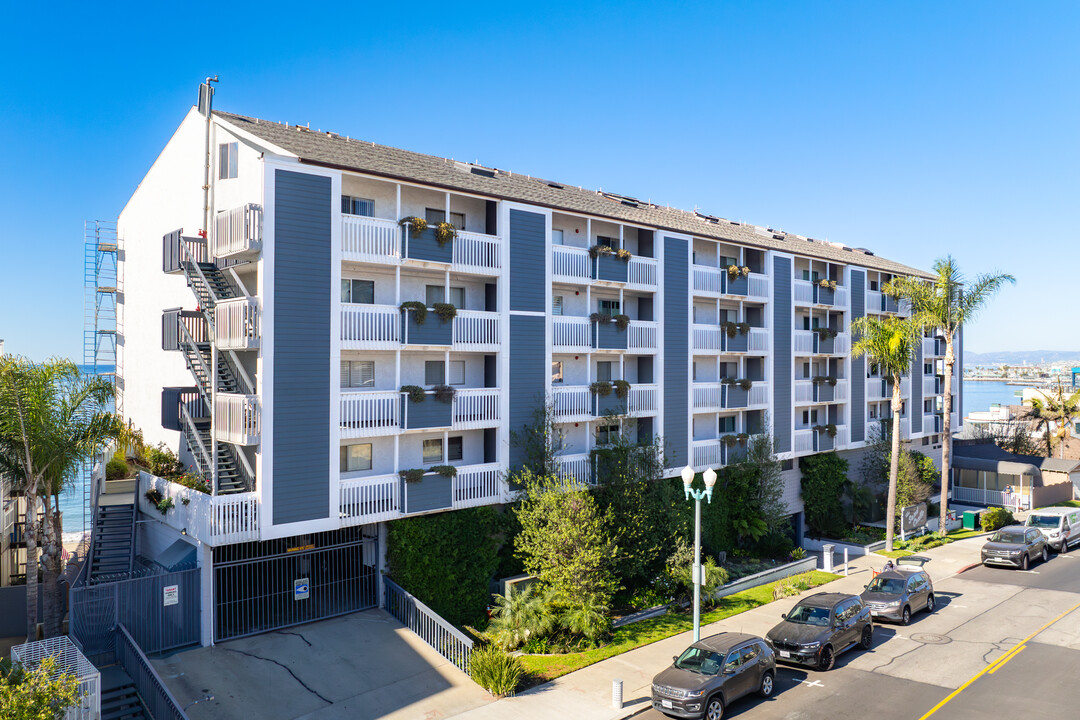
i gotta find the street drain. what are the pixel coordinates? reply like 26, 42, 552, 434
911, 633, 951, 645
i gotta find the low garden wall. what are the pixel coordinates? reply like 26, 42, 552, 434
713, 556, 820, 600
802, 537, 887, 557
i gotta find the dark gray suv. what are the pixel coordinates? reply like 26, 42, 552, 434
651, 632, 776, 720
765, 592, 873, 671
981, 525, 1049, 569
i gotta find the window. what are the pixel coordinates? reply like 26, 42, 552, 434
599, 299, 621, 315
552, 229, 564, 245
597, 424, 619, 444
552, 295, 564, 316
719, 416, 735, 433
740, 644, 759, 662
803, 362, 811, 377
218, 142, 238, 179
692, 362, 698, 382
802, 411, 810, 424
341, 360, 374, 389
341, 279, 375, 304
424, 361, 444, 386
781, 460, 794, 471
870, 279, 879, 291
721, 255, 737, 268
551, 361, 563, 384
596, 361, 612, 382
426, 285, 465, 308
596, 236, 617, 249
339, 443, 372, 472
425, 208, 466, 230
449, 361, 465, 386
448, 436, 463, 461
341, 196, 375, 216
422, 439, 443, 464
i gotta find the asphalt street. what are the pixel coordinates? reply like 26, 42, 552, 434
633, 548, 1080, 720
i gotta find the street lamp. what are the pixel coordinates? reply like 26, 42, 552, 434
680, 465, 716, 641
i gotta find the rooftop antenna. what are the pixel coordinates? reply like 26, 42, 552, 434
199, 76, 219, 238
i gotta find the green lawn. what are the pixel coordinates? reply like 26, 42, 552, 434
874, 526, 985, 559
1042, 500, 1080, 508
946, 527, 988, 541
877, 549, 914, 559
517, 571, 840, 683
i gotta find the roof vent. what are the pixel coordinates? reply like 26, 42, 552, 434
773, 234, 785, 240
694, 211, 721, 224
544, 180, 565, 189
854, 247, 875, 256
469, 167, 495, 178
601, 192, 643, 208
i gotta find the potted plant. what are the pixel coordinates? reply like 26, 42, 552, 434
726, 264, 741, 280
400, 301, 428, 324
615, 248, 632, 262
434, 221, 457, 246
740, 265, 750, 276
145, 487, 163, 506
613, 314, 631, 331
613, 379, 631, 399
738, 378, 753, 391
825, 423, 838, 438
736, 322, 750, 335
818, 278, 831, 289
721, 435, 739, 448
401, 385, 426, 403
399, 216, 428, 237
826, 376, 838, 387
432, 302, 457, 323
590, 312, 613, 324
721, 321, 738, 338
736, 432, 750, 445
720, 377, 737, 386
429, 464, 458, 478
588, 244, 614, 259
432, 384, 456, 403
398, 468, 426, 483
589, 381, 613, 396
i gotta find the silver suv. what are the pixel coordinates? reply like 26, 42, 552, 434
860, 556, 935, 625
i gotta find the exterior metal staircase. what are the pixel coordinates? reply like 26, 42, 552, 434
100, 666, 150, 720
89, 503, 136, 582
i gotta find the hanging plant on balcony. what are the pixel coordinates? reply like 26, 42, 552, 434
721, 321, 738, 338
588, 244, 614, 260
740, 266, 750, 277
736, 322, 751, 335
826, 376, 838, 387
737, 432, 750, 445
818, 278, 832, 289
812, 424, 827, 434
613, 314, 631, 331
432, 302, 458, 323
400, 385, 426, 403
398, 216, 428, 237
613, 379, 631, 399
400, 301, 428, 324
399, 468, 426, 484
432, 384, 456, 403
590, 312, 613, 324
434, 221, 457, 246
615, 248, 633, 262
738, 378, 753, 391
720, 377, 737, 386
721, 435, 739, 448
429, 464, 458, 478
826, 423, 838, 438
590, 381, 613, 396
726, 264, 741, 280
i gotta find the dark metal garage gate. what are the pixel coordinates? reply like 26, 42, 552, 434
213, 526, 378, 642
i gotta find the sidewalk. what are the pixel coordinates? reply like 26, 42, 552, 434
446, 535, 987, 720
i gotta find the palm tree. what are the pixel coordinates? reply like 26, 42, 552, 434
851, 316, 919, 552
0, 357, 124, 639
887, 257, 1014, 536
1025, 381, 1080, 458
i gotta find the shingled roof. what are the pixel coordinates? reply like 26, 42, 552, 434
215, 110, 931, 279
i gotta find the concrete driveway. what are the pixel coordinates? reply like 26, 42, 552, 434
152, 609, 493, 720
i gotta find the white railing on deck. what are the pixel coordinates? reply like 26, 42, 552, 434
834, 286, 849, 308
556, 453, 593, 484
214, 393, 260, 445
693, 324, 722, 351
899, 417, 911, 438
749, 381, 768, 407
794, 429, 814, 453
452, 230, 501, 273
748, 327, 769, 352
795, 379, 814, 404
794, 279, 814, 304
552, 385, 592, 420
922, 337, 938, 359
213, 203, 262, 258
553, 245, 591, 281
868, 379, 886, 401
452, 389, 501, 429
834, 379, 849, 402
342, 215, 400, 263
748, 272, 769, 300
923, 375, 938, 396
628, 256, 658, 286
139, 473, 258, 545
341, 304, 401, 349
553, 316, 592, 352
952, 485, 1005, 507
833, 332, 851, 355
922, 414, 939, 434
628, 384, 658, 415
834, 425, 850, 447
693, 266, 723, 295
385, 577, 473, 673
866, 290, 882, 313
340, 474, 401, 525
794, 330, 815, 355
693, 383, 722, 411
628, 320, 658, 351
692, 439, 724, 469
453, 463, 504, 508
452, 310, 500, 350
215, 297, 260, 350
901, 377, 911, 397
340, 391, 400, 437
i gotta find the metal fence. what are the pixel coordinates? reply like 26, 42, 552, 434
11, 635, 101, 720
384, 577, 473, 674
115, 623, 189, 720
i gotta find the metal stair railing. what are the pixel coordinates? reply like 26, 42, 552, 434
221, 442, 255, 493
180, 405, 213, 479
177, 320, 213, 405
220, 349, 255, 396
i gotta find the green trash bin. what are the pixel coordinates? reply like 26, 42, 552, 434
962, 510, 980, 530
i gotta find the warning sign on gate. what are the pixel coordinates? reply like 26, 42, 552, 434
294, 578, 310, 601
163, 585, 179, 607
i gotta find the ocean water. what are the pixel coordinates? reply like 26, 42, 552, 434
56, 365, 116, 541
962, 379, 1027, 415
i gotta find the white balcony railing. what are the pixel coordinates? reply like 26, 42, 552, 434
794, 429, 814, 453
628, 320, 658, 351
454, 463, 505, 508
749, 381, 768, 407
693, 324, 722, 351
901, 377, 911, 397
833, 332, 851, 355
553, 245, 591, 282
453, 389, 501, 429
900, 417, 911, 439
452, 311, 500, 351
340, 390, 400, 437
693, 383, 722, 411
553, 316, 592, 352
834, 379, 849, 402
342, 215, 401, 264
556, 453, 593, 485
866, 290, 882, 313
452, 231, 501, 274
692, 439, 724, 470
212, 203, 262, 258
214, 393, 260, 445
795, 379, 814, 404
140, 473, 259, 545
898, 299, 912, 317
952, 486, 1007, 508
627, 256, 658, 287
340, 473, 401, 526
341, 304, 401, 349
628, 384, 658, 415
552, 385, 592, 420
748, 272, 769, 300
693, 266, 723, 296
868, 378, 887, 401
923, 414, 939, 434
794, 279, 814, 304
215, 297, 260, 350
834, 286, 849, 308
794, 330, 815, 355
923, 375, 939, 396
748, 327, 769, 353
835, 424, 850, 447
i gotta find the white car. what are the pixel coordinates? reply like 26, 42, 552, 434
1026, 507, 1080, 552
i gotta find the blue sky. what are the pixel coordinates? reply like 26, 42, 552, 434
1, 1, 1075, 361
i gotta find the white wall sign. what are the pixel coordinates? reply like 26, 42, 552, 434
163, 585, 179, 607
294, 578, 310, 601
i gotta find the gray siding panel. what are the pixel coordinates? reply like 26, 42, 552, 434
273, 169, 331, 525
663, 237, 689, 468
509, 315, 545, 470
850, 270, 866, 443
911, 338, 923, 435
404, 476, 453, 514
509, 210, 545, 312
772, 257, 792, 453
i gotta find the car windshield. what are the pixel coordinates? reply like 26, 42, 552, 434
674, 647, 720, 675
866, 577, 905, 594
786, 604, 831, 626
1027, 515, 1060, 529
992, 531, 1026, 544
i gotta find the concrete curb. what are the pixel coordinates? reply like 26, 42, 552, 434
956, 562, 982, 574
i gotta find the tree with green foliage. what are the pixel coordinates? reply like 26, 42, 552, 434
851, 315, 919, 551
0, 356, 127, 639
508, 400, 564, 478
1024, 381, 1080, 458
800, 452, 850, 538
385, 506, 501, 627
0, 656, 82, 719
887, 257, 1015, 536
895, 450, 937, 525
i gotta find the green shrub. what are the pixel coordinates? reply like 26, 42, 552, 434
981, 507, 1016, 532
800, 453, 849, 537
469, 644, 523, 697
143, 442, 183, 478
789, 547, 807, 561
106, 457, 129, 480
487, 584, 554, 650
771, 571, 817, 600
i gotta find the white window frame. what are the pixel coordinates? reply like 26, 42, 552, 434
340, 443, 373, 472
218, 142, 238, 179
422, 438, 444, 464
341, 360, 375, 389
551, 361, 563, 384
449, 360, 465, 386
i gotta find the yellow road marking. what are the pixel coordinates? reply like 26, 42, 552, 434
987, 645, 1025, 674
918, 600, 1080, 719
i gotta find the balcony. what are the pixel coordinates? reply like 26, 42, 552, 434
341, 306, 500, 351
340, 473, 401, 525
690, 435, 763, 470
452, 311, 501, 352
553, 316, 592, 353
693, 266, 723, 296
923, 413, 943, 434
693, 324, 722, 352
140, 473, 258, 545
627, 384, 659, 416
452, 231, 502, 275
553, 245, 591, 282
693, 384, 722, 412
403, 224, 453, 264
923, 375, 943, 397
627, 321, 658, 352
342, 215, 401, 265
747, 273, 769, 301
593, 254, 629, 283
868, 378, 887, 401
794, 281, 848, 308
341, 304, 401, 350
552, 385, 592, 422
794, 429, 814, 453
212, 204, 262, 259
691, 266, 769, 300
340, 390, 400, 438
594, 320, 628, 351
748, 327, 769, 353
402, 308, 453, 346
346, 462, 503, 516
866, 290, 883, 313
215, 297, 260, 350
627, 257, 658, 287
214, 394, 260, 445
555, 453, 593, 485
452, 388, 501, 429
795, 379, 814, 405
794, 330, 815, 355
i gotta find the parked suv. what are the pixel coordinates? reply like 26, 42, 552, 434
1026, 507, 1080, 552
651, 632, 776, 720
860, 556, 935, 625
982, 525, 1049, 569
765, 592, 873, 671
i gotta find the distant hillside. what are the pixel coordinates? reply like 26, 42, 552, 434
964, 350, 1080, 366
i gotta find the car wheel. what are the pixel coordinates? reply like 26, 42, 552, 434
1042, 546, 1049, 563
1020, 554, 1029, 571
704, 695, 724, 720
860, 625, 873, 650
818, 645, 835, 671
926, 594, 935, 613
901, 606, 911, 626
759, 670, 775, 698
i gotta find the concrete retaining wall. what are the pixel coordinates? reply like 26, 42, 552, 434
713, 556, 820, 600
802, 537, 887, 557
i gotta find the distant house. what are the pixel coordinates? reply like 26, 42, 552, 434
951, 439, 1080, 510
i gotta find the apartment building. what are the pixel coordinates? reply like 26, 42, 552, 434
116, 89, 960, 644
